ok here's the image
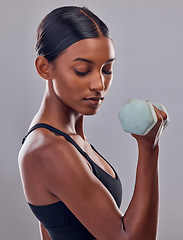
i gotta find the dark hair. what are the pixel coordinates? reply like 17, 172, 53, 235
35, 6, 110, 62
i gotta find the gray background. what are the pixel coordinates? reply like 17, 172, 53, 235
1, 0, 182, 239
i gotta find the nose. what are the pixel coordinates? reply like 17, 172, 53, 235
89, 72, 105, 92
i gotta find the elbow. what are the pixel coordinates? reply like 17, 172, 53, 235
119, 223, 157, 240
120, 230, 157, 240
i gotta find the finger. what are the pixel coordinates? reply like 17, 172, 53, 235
152, 105, 167, 121
153, 107, 164, 130
152, 103, 170, 129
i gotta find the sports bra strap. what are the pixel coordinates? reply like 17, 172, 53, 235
22, 123, 95, 172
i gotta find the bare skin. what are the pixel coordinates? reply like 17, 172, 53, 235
18, 37, 167, 240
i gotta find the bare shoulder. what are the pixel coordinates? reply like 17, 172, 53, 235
18, 128, 85, 203
19, 127, 73, 161
18, 129, 64, 170
18, 127, 92, 183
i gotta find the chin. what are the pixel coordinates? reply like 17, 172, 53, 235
81, 107, 100, 116
84, 112, 98, 116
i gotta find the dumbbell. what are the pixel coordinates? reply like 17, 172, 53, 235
118, 99, 170, 135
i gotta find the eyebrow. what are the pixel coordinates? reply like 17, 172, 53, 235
73, 57, 116, 64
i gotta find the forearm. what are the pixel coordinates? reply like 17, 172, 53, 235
123, 142, 159, 240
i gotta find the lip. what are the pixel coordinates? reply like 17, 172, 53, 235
83, 97, 104, 106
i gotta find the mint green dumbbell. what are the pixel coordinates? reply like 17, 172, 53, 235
118, 99, 169, 135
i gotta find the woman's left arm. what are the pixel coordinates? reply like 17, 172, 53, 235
39, 222, 51, 240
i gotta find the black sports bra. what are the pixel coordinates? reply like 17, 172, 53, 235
22, 123, 122, 240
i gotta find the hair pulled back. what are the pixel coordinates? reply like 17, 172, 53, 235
36, 6, 110, 62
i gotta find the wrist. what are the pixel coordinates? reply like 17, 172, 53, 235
137, 140, 159, 162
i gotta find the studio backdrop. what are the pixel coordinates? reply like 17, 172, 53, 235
1, 0, 182, 239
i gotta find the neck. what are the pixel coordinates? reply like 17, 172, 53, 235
31, 81, 85, 139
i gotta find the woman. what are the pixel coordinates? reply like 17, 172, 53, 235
18, 6, 167, 240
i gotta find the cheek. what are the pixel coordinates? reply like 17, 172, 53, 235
52, 72, 86, 98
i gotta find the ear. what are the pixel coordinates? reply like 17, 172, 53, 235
35, 56, 54, 80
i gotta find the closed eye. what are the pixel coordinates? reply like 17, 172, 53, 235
75, 69, 112, 76
102, 70, 112, 75
75, 69, 90, 76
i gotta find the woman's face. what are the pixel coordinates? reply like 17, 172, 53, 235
51, 37, 115, 115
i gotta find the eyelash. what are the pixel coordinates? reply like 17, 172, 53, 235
103, 70, 112, 75
75, 70, 90, 76
75, 69, 112, 76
